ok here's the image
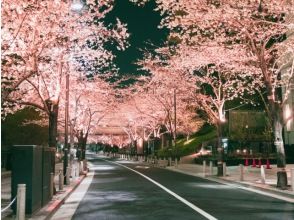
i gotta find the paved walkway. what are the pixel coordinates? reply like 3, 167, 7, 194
166, 163, 294, 198
1, 160, 87, 220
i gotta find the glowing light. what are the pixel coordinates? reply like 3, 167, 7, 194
184, 138, 196, 145
284, 104, 292, 131
71, 0, 83, 11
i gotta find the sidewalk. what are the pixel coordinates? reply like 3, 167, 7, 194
1, 161, 87, 220
166, 163, 294, 201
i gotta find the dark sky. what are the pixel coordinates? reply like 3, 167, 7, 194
106, 0, 167, 77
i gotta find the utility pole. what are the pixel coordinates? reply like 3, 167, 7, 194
174, 89, 177, 151
64, 73, 69, 184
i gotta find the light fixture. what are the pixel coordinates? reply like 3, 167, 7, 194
71, 0, 83, 11
284, 104, 292, 131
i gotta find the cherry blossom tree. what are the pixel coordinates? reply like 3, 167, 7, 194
59, 77, 118, 160
138, 48, 249, 173
134, 54, 204, 153
134, 0, 294, 188
2, 0, 129, 149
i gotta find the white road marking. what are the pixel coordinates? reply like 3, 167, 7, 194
230, 183, 294, 203
104, 159, 218, 220
170, 168, 294, 204
135, 166, 150, 169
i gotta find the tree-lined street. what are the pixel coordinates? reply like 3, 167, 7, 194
2, 0, 294, 219
51, 154, 294, 220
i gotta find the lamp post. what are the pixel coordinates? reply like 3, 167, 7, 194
63, 0, 84, 184
64, 72, 69, 184
174, 88, 177, 161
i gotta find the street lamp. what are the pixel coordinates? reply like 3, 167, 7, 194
174, 88, 177, 148
63, 0, 84, 185
71, 0, 84, 11
174, 88, 178, 167
64, 72, 70, 184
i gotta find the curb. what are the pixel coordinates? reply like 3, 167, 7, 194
215, 177, 294, 199
31, 174, 87, 220
166, 167, 294, 202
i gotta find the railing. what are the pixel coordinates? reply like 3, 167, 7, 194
1, 196, 16, 213
1, 184, 26, 220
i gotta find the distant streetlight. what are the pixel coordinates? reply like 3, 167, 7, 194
174, 88, 177, 148
174, 88, 178, 166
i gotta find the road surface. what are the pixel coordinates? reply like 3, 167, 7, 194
52, 155, 294, 220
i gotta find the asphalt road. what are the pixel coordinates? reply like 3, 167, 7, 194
70, 155, 294, 220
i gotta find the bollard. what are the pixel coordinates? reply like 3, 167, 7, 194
291, 168, 294, 192
76, 161, 80, 176
50, 173, 54, 198
79, 161, 83, 175
175, 158, 178, 168
258, 158, 262, 168
209, 161, 213, 175
252, 158, 256, 167
223, 162, 227, 177
74, 167, 78, 179
266, 159, 272, 169
83, 159, 87, 172
203, 160, 207, 177
245, 158, 249, 166
16, 184, 26, 220
74, 160, 78, 179
59, 169, 64, 191
239, 164, 244, 181
66, 167, 71, 185
168, 157, 172, 166
260, 165, 266, 184
76, 165, 79, 178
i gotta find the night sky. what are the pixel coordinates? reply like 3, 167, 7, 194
106, 0, 167, 77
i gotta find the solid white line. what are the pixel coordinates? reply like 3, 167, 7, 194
104, 159, 218, 220
170, 168, 294, 203
233, 184, 294, 203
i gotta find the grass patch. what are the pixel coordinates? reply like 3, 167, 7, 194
157, 126, 217, 158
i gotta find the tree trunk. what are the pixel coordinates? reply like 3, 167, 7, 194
45, 99, 58, 194
265, 76, 287, 189
77, 131, 88, 160
81, 137, 87, 160
259, 50, 287, 189
272, 107, 287, 189
47, 100, 59, 149
46, 100, 58, 177
216, 121, 224, 176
